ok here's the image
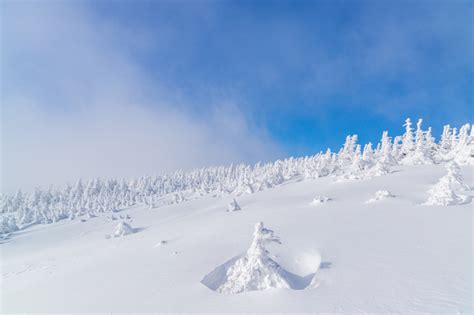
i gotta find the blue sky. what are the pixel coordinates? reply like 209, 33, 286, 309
89, 0, 473, 149
2, 0, 473, 192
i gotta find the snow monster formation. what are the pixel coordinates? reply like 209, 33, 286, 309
201, 222, 318, 294
425, 162, 471, 206
215, 222, 290, 294
114, 221, 134, 237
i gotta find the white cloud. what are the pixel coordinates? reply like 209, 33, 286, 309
0, 1, 282, 193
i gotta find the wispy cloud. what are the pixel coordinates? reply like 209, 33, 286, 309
1, 2, 282, 193
2, 0, 472, 192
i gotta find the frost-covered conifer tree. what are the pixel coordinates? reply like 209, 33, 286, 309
114, 221, 134, 237
391, 135, 402, 161
452, 124, 474, 165
217, 222, 290, 294
362, 143, 374, 163
228, 198, 241, 212
425, 127, 439, 162
379, 131, 396, 165
425, 162, 470, 206
401, 118, 415, 157
343, 144, 365, 179
445, 162, 471, 193
401, 119, 433, 165
440, 125, 452, 153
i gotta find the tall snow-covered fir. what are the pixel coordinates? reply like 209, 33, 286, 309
1, 119, 473, 235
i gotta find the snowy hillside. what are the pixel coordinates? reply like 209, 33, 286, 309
1, 164, 472, 313
1, 119, 473, 313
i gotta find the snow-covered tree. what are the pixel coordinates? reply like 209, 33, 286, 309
425, 127, 439, 162
401, 118, 415, 156
343, 144, 365, 179
445, 162, 471, 193
114, 222, 134, 237
217, 222, 290, 294
362, 142, 374, 163
452, 124, 474, 165
391, 135, 402, 161
424, 176, 465, 206
401, 119, 434, 165
365, 160, 391, 178
379, 131, 396, 165
228, 198, 241, 212
440, 124, 452, 152
366, 190, 395, 203
424, 163, 470, 206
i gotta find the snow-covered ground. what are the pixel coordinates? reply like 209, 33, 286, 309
1, 164, 472, 313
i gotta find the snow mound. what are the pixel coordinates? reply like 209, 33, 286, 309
227, 198, 241, 212
113, 222, 134, 237
201, 222, 317, 294
311, 196, 332, 205
366, 190, 395, 203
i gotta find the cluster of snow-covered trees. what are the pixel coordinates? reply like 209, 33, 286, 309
1, 119, 473, 235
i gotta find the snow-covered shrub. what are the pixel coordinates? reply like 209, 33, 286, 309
365, 160, 391, 178
216, 222, 291, 294
114, 222, 134, 237
445, 162, 471, 193
424, 162, 471, 206
366, 190, 395, 203
311, 196, 331, 205
228, 198, 241, 212
424, 177, 465, 206
173, 192, 185, 204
